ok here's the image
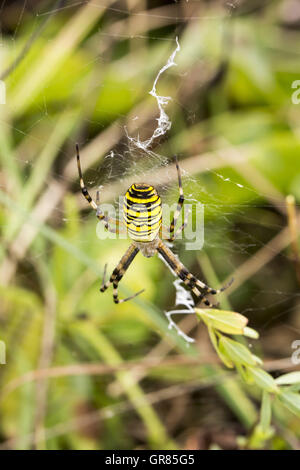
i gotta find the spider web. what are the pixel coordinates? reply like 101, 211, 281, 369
0, 0, 299, 349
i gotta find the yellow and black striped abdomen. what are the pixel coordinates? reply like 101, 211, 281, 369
123, 183, 162, 242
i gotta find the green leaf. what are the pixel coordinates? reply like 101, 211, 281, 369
275, 372, 300, 386
196, 309, 248, 335
260, 391, 272, 433
248, 423, 275, 449
278, 391, 300, 417
251, 354, 263, 366
247, 367, 279, 393
219, 336, 257, 366
236, 363, 252, 383
207, 326, 234, 368
218, 339, 235, 369
244, 327, 259, 339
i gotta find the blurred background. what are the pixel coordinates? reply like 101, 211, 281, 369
0, 0, 300, 450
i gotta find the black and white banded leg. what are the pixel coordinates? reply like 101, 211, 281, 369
157, 240, 233, 307
166, 156, 185, 242
76, 144, 120, 234
100, 244, 144, 304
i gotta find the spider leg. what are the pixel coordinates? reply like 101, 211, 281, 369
100, 244, 144, 304
96, 188, 125, 235
112, 281, 145, 304
162, 207, 190, 242
157, 240, 232, 306
166, 156, 184, 242
194, 276, 234, 297
101, 263, 108, 291
173, 206, 191, 241
76, 144, 120, 234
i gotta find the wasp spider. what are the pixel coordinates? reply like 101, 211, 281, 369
76, 144, 232, 304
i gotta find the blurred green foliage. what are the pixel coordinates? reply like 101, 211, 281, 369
0, 0, 300, 450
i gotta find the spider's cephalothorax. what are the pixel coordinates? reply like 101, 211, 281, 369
123, 183, 162, 255
76, 144, 233, 304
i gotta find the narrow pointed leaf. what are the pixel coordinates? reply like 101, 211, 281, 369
278, 391, 300, 417
244, 327, 259, 339
247, 367, 279, 393
219, 336, 257, 366
207, 326, 234, 368
260, 391, 272, 433
196, 309, 248, 335
275, 372, 300, 385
